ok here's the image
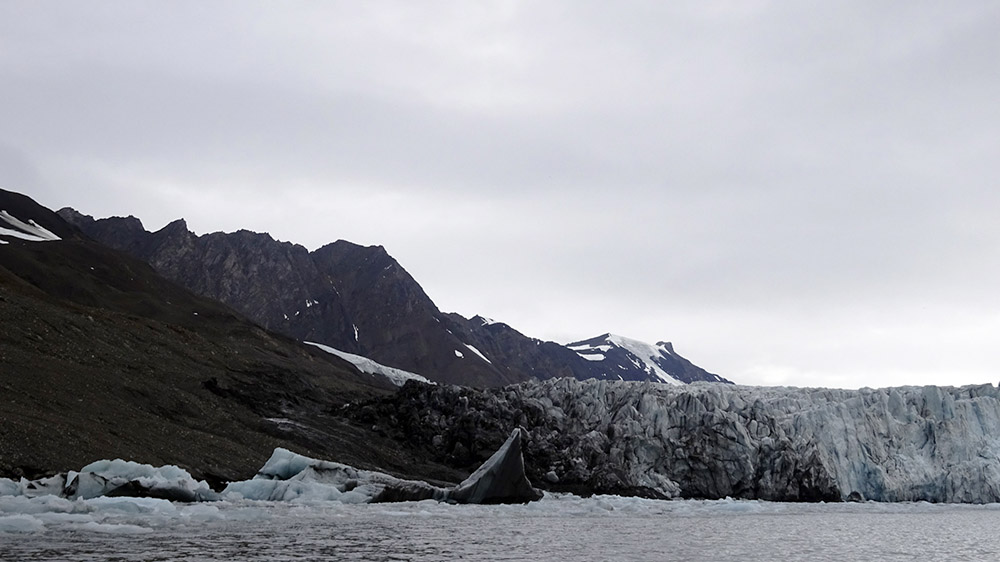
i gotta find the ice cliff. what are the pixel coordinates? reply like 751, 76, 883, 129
348, 379, 1000, 503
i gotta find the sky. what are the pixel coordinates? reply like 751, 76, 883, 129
3, 1, 999, 389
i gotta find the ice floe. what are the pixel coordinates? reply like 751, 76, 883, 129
1, 428, 540, 533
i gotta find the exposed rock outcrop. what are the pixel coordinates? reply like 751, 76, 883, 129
60, 208, 727, 386
1, 190, 465, 487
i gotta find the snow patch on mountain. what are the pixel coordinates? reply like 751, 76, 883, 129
464, 343, 492, 364
304, 342, 432, 386
568, 343, 611, 353
568, 334, 684, 385
0, 210, 62, 242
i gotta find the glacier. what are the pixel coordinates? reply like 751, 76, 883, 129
7, 378, 1000, 505
348, 379, 1000, 503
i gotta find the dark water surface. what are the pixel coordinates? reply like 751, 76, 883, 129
3, 496, 1000, 561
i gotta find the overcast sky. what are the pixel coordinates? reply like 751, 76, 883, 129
3, 1, 999, 389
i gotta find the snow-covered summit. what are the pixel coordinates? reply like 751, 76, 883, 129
566, 333, 729, 385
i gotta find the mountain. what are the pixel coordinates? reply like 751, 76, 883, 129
57, 210, 513, 387
0, 189, 465, 486
439, 315, 729, 384
60, 209, 730, 387
13, 188, 1000, 505
565, 334, 731, 384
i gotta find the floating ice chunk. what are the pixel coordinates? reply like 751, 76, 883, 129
77, 521, 155, 534
254, 448, 316, 480
224, 476, 344, 502
18, 474, 67, 498
454, 349, 464, 358
225, 430, 542, 505
0, 514, 45, 533
225, 448, 442, 504
84, 496, 178, 514
66, 459, 217, 502
0, 478, 19, 496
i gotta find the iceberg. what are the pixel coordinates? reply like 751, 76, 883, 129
450, 428, 541, 504
0, 459, 217, 502
225, 428, 542, 504
1, 429, 541, 506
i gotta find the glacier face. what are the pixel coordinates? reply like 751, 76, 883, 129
349, 379, 1000, 503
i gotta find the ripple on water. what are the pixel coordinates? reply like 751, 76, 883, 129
4, 497, 1000, 561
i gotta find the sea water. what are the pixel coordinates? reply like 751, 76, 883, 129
3, 494, 1000, 561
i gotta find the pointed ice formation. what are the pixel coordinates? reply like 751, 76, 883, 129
449, 428, 542, 504
227, 428, 541, 504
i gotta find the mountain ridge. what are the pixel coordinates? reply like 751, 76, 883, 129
59, 207, 730, 387
0, 188, 470, 486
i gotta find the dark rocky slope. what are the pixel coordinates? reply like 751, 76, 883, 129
58, 210, 510, 387
61, 210, 727, 387
0, 190, 465, 486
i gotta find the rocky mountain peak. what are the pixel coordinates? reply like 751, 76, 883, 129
64, 205, 730, 387
566, 333, 729, 384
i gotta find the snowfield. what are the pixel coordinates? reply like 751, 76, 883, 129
0, 210, 62, 243
304, 341, 433, 386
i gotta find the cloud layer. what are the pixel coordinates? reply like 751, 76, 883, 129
4, 1, 999, 387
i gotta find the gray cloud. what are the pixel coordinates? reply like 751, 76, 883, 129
3, 1, 999, 388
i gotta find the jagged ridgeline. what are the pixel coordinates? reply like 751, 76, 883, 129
0, 188, 459, 485
58, 207, 729, 387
